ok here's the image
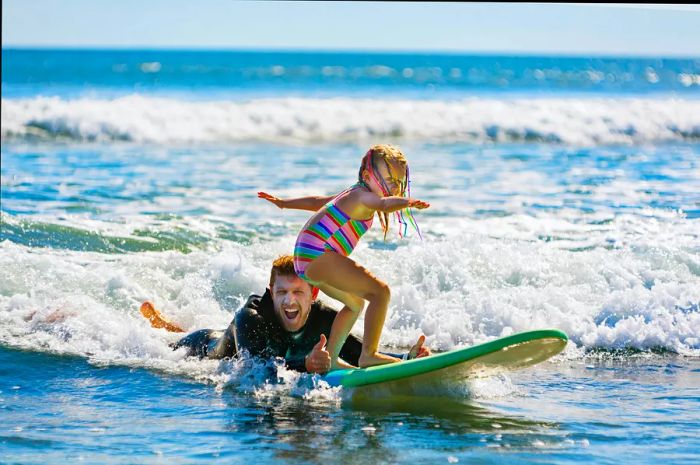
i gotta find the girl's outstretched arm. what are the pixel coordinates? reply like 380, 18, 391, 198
358, 190, 430, 214
258, 191, 335, 211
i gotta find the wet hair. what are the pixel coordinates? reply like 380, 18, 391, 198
358, 144, 409, 240
269, 255, 319, 300
269, 255, 297, 288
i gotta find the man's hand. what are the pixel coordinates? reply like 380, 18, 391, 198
408, 334, 431, 359
258, 191, 285, 209
305, 334, 331, 374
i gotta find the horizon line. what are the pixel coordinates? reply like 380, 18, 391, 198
3, 45, 700, 61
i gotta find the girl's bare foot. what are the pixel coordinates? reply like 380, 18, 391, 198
139, 301, 185, 333
330, 357, 357, 371
358, 352, 401, 368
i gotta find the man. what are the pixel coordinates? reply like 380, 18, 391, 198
141, 255, 430, 374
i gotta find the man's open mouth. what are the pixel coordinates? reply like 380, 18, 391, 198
283, 308, 299, 320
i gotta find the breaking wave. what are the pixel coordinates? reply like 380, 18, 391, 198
3, 95, 700, 145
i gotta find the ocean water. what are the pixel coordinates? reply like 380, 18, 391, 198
1, 49, 700, 464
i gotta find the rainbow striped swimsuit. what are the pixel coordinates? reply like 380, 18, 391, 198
294, 186, 374, 283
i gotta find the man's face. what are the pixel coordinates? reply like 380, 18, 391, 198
270, 273, 314, 332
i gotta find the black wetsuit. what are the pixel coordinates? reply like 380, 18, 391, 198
173, 289, 400, 372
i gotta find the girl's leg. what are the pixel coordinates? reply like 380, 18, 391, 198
313, 282, 364, 370
305, 252, 400, 368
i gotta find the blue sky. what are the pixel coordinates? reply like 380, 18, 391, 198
3, 1, 700, 57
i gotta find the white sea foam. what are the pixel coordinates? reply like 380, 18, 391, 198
3, 95, 699, 145
371, 233, 700, 356
0, 239, 341, 397
1, 207, 698, 375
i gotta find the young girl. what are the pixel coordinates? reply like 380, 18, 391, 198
258, 144, 429, 370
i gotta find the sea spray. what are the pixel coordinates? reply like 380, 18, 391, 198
3, 96, 700, 145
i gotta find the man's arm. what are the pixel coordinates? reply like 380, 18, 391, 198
233, 300, 272, 358
284, 356, 307, 372
340, 333, 431, 362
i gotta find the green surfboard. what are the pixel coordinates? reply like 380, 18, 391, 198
323, 329, 568, 394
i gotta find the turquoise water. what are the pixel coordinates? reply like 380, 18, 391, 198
4, 49, 700, 99
1, 49, 700, 464
3, 348, 699, 464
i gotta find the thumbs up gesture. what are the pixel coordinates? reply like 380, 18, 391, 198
408, 334, 431, 360
305, 334, 331, 374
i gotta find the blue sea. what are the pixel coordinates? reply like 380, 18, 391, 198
1, 49, 699, 464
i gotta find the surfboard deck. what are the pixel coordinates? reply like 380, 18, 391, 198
323, 329, 568, 395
